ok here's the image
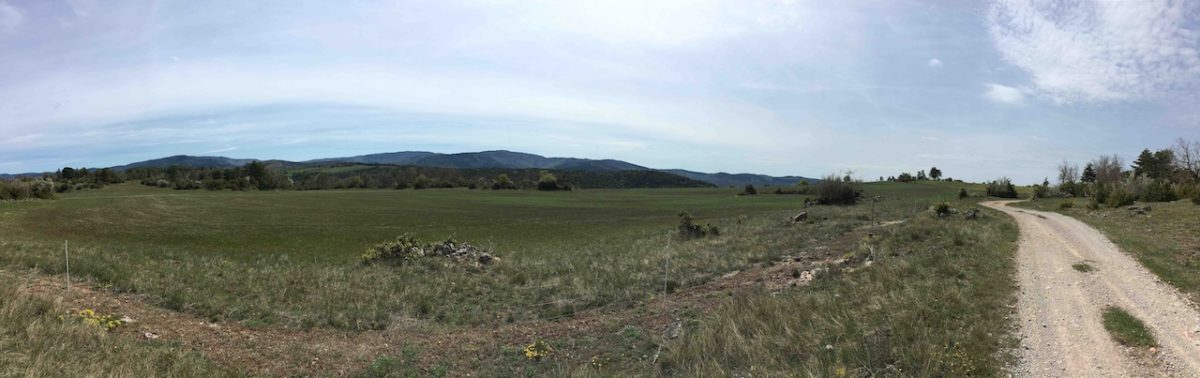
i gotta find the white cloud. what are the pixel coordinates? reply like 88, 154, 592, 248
67, 0, 97, 18
927, 58, 943, 67
984, 83, 1025, 104
988, 0, 1200, 103
0, 1, 23, 33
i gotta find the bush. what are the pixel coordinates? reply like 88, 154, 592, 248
361, 234, 425, 265
1059, 201, 1074, 209
986, 178, 1018, 198
742, 184, 757, 195
1087, 196, 1101, 210
958, 188, 968, 199
676, 210, 719, 240
1141, 179, 1177, 202
1193, 191, 1200, 205
1105, 185, 1137, 208
815, 174, 862, 205
933, 202, 953, 217
1032, 184, 1050, 199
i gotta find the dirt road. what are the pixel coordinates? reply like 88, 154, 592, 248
983, 201, 1200, 377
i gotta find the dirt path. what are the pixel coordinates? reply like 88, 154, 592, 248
983, 201, 1200, 377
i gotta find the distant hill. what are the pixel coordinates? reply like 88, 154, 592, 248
663, 169, 817, 187
305, 151, 437, 165
314, 150, 647, 172
89, 151, 813, 186
111, 155, 256, 171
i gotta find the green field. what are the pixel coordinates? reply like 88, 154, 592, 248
0, 181, 1018, 376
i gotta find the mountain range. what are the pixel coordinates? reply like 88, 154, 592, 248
13, 150, 816, 187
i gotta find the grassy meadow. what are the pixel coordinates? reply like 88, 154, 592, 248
0, 180, 1021, 375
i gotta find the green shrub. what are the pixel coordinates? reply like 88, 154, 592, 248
985, 177, 1018, 198
361, 234, 425, 265
1087, 196, 1101, 210
676, 210, 719, 240
1192, 189, 1200, 205
1141, 180, 1177, 202
1105, 185, 1137, 208
742, 184, 757, 195
815, 174, 862, 205
1032, 184, 1050, 199
958, 188, 968, 199
933, 202, 953, 217
1059, 201, 1074, 209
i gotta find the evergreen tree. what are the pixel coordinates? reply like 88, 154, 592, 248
1081, 163, 1096, 183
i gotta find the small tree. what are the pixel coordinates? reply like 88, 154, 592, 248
1081, 163, 1096, 183
929, 167, 942, 180
958, 188, 968, 199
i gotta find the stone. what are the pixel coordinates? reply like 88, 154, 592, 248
791, 211, 808, 224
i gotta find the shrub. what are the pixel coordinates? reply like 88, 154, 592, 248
1105, 185, 1137, 208
985, 178, 1018, 198
1059, 201, 1074, 209
361, 234, 425, 265
1032, 184, 1050, 199
815, 173, 862, 205
958, 188, 968, 199
540, 172, 566, 192
1087, 196, 1101, 210
1141, 179, 1177, 202
933, 202, 953, 217
1193, 190, 1200, 205
676, 210, 719, 240
742, 184, 757, 195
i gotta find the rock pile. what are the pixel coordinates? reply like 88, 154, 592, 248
362, 235, 497, 266
964, 208, 981, 220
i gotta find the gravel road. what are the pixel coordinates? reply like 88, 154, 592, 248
983, 201, 1200, 377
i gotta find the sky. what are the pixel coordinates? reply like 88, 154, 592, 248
1, 0, 1199, 183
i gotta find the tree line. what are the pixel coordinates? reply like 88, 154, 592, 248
127, 163, 713, 191
1038, 137, 1200, 207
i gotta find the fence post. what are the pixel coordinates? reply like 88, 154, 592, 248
64, 240, 70, 293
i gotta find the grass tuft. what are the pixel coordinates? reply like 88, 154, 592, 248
1102, 306, 1155, 348
1072, 262, 1093, 272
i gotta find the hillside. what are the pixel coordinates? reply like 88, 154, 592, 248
90, 151, 814, 186
110, 155, 256, 171
664, 169, 817, 187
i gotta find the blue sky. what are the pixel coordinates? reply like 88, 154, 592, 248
1, 0, 1198, 183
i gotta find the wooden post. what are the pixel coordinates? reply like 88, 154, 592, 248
64, 240, 70, 293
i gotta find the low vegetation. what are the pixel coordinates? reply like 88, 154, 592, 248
1102, 307, 1156, 348
0, 272, 229, 377
0, 180, 1015, 375
1072, 262, 1093, 272
661, 198, 1019, 376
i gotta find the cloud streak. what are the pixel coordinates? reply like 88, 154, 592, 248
0, 0, 22, 32
984, 83, 1025, 104
988, 0, 1200, 103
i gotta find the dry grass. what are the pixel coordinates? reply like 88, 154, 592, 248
0, 271, 231, 377
659, 203, 1020, 376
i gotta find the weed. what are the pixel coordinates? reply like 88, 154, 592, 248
1072, 262, 1093, 272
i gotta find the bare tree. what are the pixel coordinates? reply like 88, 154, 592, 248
1056, 161, 1079, 185
1175, 137, 1199, 181
1092, 154, 1124, 186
